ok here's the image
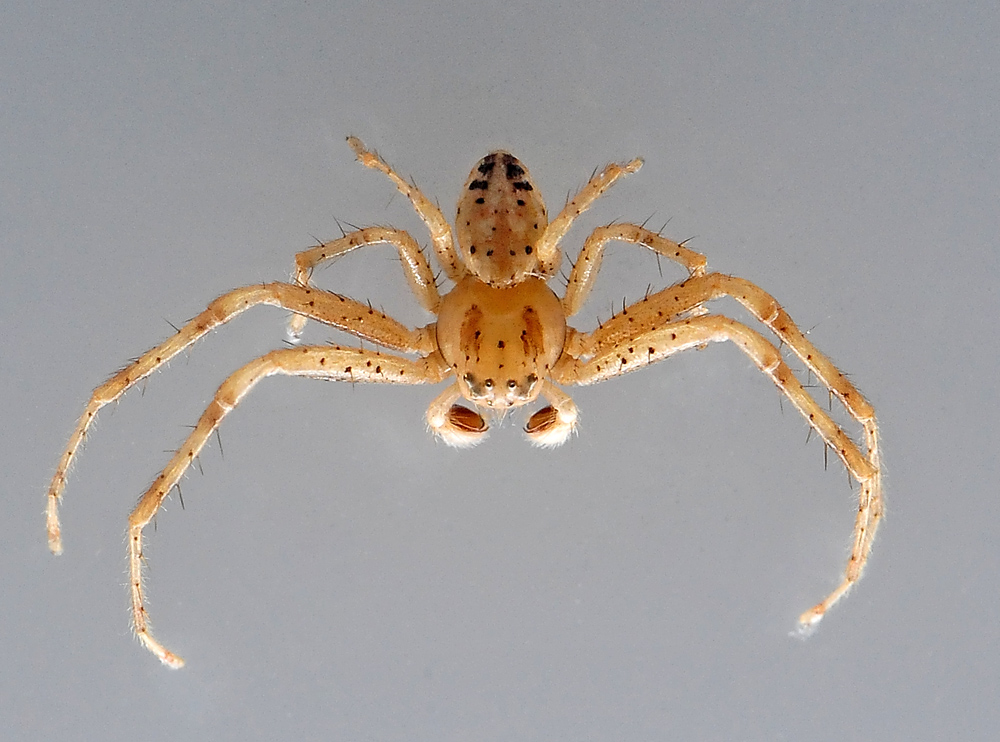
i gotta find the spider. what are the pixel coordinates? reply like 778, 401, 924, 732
46, 137, 883, 668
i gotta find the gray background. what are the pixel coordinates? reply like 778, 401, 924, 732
4, 2, 998, 740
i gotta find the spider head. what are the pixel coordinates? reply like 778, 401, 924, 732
455, 152, 548, 288
459, 370, 541, 410
437, 275, 567, 411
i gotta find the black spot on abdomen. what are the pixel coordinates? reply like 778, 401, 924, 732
478, 155, 496, 175
504, 159, 525, 180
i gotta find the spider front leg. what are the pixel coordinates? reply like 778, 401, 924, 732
128, 345, 448, 667
556, 312, 882, 629
584, 272, 881, 472
46, 282, 433, 554
288, 226, 440, 339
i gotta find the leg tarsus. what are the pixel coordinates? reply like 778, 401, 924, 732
128, 524, 185, 668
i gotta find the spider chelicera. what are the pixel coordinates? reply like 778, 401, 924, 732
46, 137, 883, 667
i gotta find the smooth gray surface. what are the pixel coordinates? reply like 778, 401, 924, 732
4, 2, 998, 740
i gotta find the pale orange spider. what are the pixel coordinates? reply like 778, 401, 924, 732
46, 137, 882, 668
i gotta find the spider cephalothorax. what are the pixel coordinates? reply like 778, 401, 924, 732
436, 275, 564, 413
46, 137, 883, 668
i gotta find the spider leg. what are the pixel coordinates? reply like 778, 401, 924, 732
556, 310, 882, 629
562, 224, 707, 317
127, 345, 448, 667
46, 282, 435, 554
288, 226, 440, 339
584, 273, 879, 444
347, 137, 465, 283
535, 156, 644, 278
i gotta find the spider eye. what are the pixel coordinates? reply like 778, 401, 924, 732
484, 378, 494, 389
507, 379, 517, 390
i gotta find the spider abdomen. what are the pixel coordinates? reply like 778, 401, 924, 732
455, 152, 548, 287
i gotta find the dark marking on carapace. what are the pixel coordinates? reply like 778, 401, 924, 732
512, 181, 533, 191
469, 179, 489, 190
